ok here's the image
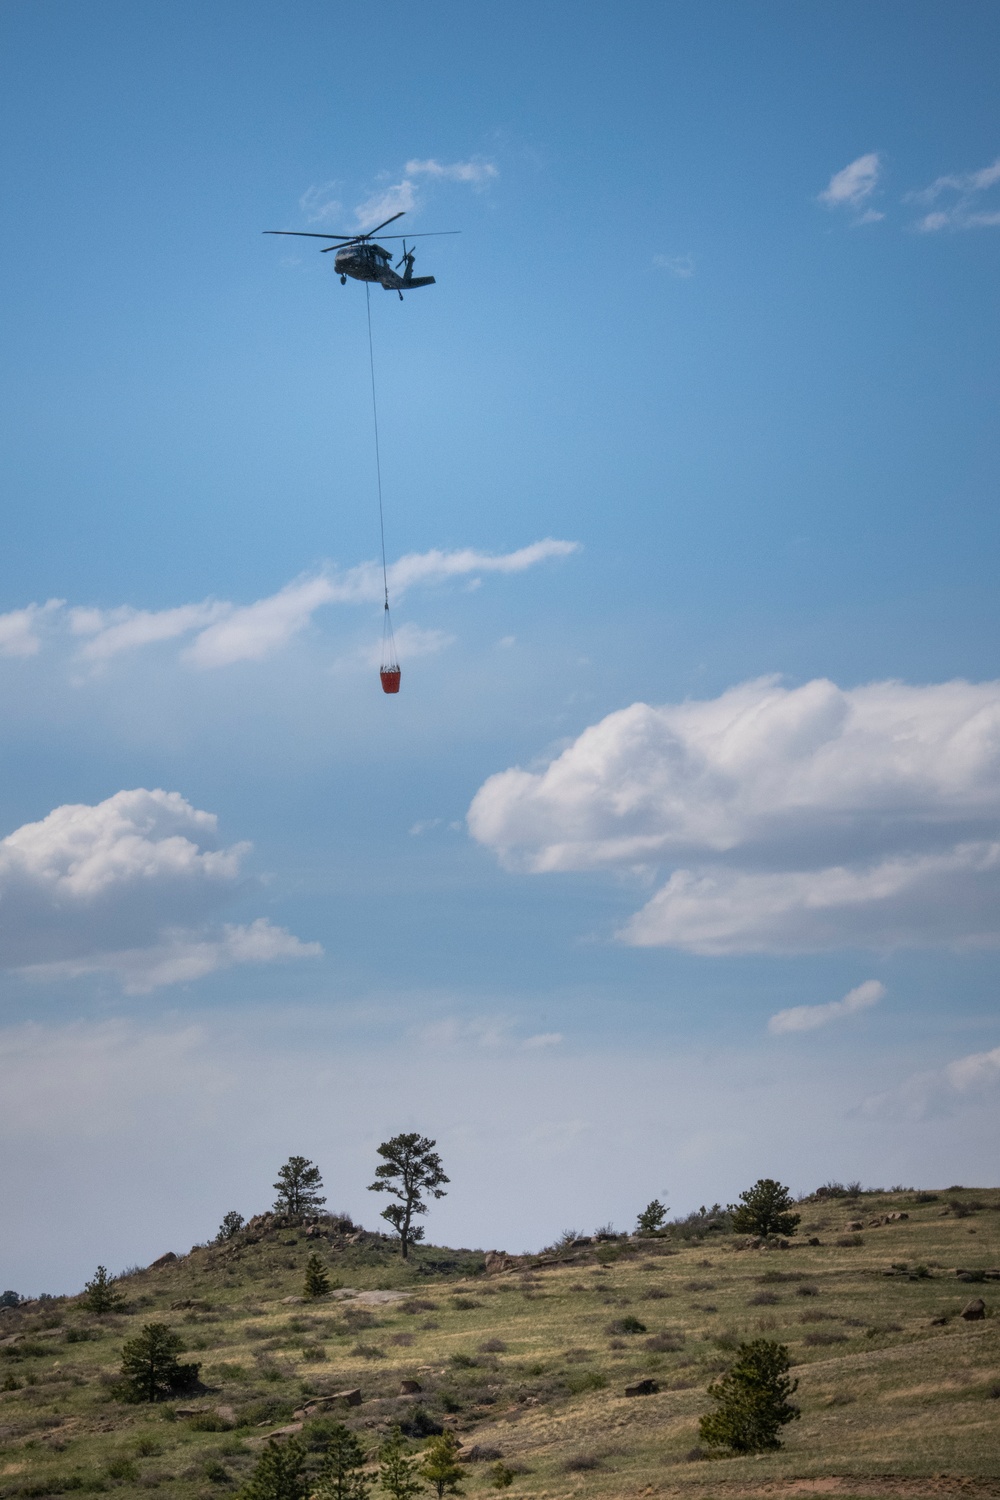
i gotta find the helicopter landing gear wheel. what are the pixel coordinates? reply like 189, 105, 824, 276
340, 275, 347, 284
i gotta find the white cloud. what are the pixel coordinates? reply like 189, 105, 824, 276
907, 156, 1000, 231
860, 1044, 1000, 1121
6, 541, 577, 671
769, 979, 885, 1034
523, 1032, 563, 1049
818, 153, 883, 219
652, 254, 694, 278
0, 789, 319, 991
355, 155, 497, 227
404, 158, 497, 187
184, 575, 335, 669
355, 178, 418, 228
24, 918, 321, 995
71, 601, 227, 661
298, 182, 343, 225
468, 676, 1000, 952
0, 600, 64, 658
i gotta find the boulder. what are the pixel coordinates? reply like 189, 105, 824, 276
460, 1445, 503, 1464
484, 1251, 516, 1275
845, 1221, 864, 1232
961, 1298, 987, 1321
150, 1252, 178, 1269
399, 1379, 422, 1395
625, 1378, 660, 1396
331, 1388, 363, 1406
266, 1423, 303, 1439
807, 1237, 821, 1246
280, 1296, 303, 1305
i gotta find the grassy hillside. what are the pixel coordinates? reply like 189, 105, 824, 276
1, 1189, 998, 1499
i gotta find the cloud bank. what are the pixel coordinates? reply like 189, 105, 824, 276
0, 789, 320, 992
769, 979, 885, 1034
468, 676, 1000, 953
860, 1044, 1000, 1121
0, 540, 577, 672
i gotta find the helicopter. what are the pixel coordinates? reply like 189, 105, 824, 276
264, 211, 457, 298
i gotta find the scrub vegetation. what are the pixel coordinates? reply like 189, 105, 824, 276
0, 1185, 998, 1498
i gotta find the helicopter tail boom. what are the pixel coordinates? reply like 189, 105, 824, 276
385, 275, 435, 290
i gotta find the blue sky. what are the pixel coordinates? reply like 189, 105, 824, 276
1, 0, 999, 1292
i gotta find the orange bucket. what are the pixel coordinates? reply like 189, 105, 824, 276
380, 667, 401, 694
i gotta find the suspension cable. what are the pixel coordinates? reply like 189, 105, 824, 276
365, 281, 389, 610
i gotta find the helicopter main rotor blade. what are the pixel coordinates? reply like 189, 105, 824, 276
358, 210, 406, 237
263, 230, 356, 240
368, 231, 460, 240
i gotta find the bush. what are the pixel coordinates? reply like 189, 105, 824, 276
699, 1339, 800, 1454
606, 1315, 646, 1335
313, 1422, 370, 1499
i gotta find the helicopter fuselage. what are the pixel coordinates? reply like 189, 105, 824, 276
334, 241, 434, 292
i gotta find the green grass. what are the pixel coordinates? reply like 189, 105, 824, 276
0, 1190, 998, 1497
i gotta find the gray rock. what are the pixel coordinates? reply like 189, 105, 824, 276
625, 1378, 659, 1396
961, 1298, 986, 1320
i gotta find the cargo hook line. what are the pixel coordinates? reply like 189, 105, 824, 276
365, 282, 389, 611
366, 284, 400, 693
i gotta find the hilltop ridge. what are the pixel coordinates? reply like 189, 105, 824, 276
0, 1186, 998, 1498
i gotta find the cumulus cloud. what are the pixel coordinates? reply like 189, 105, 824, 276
468, 675, 1000, 952
769, 979, 885, 1035
907, 156, 1000, 232
9, 540, 577, 671
354, 154, 497, 228
818, 153, 883, 221
860, 1044, 1000, 1121
0, 789, 320, 992
0, 600, 64, 658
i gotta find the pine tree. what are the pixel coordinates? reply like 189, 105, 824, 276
420, 1431, 464, 1498
378, 1430, 425, 1500
239, 1437, 308, 1500
728, 1179, 800, 1238
699, 1339, 800, 1453
117, 1323, 199, 1403
635, 1199, 669, 1234
83, 1265, 125, 1314
313, 1424, 369, 1500
303, 1253, 330, 1299
217, 1211, 245, 1243
367, 1134, 448, 1260
272, 1156, 326, 1217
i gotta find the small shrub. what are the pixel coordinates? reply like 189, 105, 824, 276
748, 1291, 779, 1306
390, 1332, 415, 1346
645, 1330, 685, 1352
399, 1299, 436, 1314
795, 1284, 820, 1297
132, 1437, 162, 1458
488, 1463, 515, 1489
641, 1287, 670, 1300
864, 1323, 903, 1338
564, 1454, 603, 1471
804, 1331, 847, 1346
105, 1454, 140, 1482
479, 1337, 506, 1353
351, 1342, 385, 1360
450, 1296, 481, 1310
449, 1352, 479, 1368
566, 1370, 607, 1393
607, 1315, 646, 1335
301, 1344, 326, 1361
187, 1411, 233, 1431
204, 1459, 231, 1484
835, 1235, 864, 1248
